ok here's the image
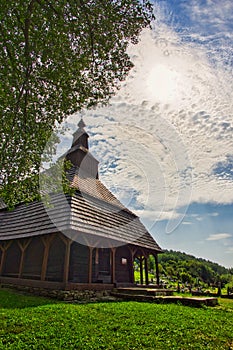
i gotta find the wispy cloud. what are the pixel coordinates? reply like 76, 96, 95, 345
181, 221, 193, 225
49, 2, 233, 228
207, 212, 219, 217
183, 1, 233, 26
206, 233, 232, 241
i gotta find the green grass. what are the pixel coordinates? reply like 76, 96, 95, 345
0, 289, 233, 349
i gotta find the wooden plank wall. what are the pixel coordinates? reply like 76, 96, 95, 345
69, 242, 89, 283
46, 235, 66, 282
3, 241, 21, 277
0, 236, 147, 287
115, 246, 132, 283
22, 237, 44, 279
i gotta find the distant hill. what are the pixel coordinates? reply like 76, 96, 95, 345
157, 250, 233, 286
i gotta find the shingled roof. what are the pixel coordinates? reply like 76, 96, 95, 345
0, 119, 162, 252
0, 188, 161, 251
68, 166, 131, 213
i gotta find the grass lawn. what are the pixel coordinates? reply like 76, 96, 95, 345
0, 289, 232, 349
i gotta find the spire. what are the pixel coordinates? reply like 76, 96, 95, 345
65, 117, 99, 179
72, 117, 89, 149
78, 117, 86, 129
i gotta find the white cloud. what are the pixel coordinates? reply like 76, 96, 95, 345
83, 28, 232, 214
206, 233, 232, 241
195, 217, 204, 222
180, 0, 233, 68
46, 3, 233, 229
207, 212, 219, 217
182, 0, 233, 33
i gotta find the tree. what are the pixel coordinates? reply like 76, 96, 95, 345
180, 272, 193, 284
0, 0, 154, 207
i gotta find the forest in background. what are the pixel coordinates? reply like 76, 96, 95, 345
145, 250, 233, 290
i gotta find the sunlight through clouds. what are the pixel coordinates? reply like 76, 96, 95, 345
56, 2, 233, 224
50, 0, 233, 266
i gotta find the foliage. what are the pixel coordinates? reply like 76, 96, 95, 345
0, 0, 154, 207
0, 289, 233, 349
158, 250, 233, 287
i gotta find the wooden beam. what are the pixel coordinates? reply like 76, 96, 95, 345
128, 246, 136, 284
41, 235, 54, 281
0, 243, 4, 275
0, 241, 12, 275
111, 248, 116, 284
18, 239, 32, 278
63, 239, 72, 284
0, 250, 5, 276
18, 251, 25, 278
154, 253, 160, 286
144, 257, 149, 285
88, 247, 94, 284
139, 257, 143, 285
41, 243, 49, 281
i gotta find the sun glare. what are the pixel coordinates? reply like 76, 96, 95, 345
146, 64, 183, 104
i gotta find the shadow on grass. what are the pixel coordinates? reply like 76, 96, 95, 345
0, 288, 58, 309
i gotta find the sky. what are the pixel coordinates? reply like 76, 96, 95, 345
43, 0, 233, 268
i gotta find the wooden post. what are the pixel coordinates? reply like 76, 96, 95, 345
111, 248, 116, 284
0, 241, 12, 275
18, 239, 31, 278
154, 254, 160, 286
128, 247, 137, 284
63, 239, 72, 284
139, 257, 143, 285
41, 235, 54, 281
144, 257, 149, 285
19, 251, 24, 278
0, 247, 5, 276
88, 247, 93, 284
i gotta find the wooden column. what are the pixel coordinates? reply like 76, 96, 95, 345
0, 245, 4, 275
41, 235, 54, 281
144, 257, 149, 285
139, 257, 143, 285
154, 254, 160, 286
129, 247, 136, 284
0, 247, 5, 276
94, 248, 99, 281
63, 239, 72, 284
18, 239, 31, 278
0, 241, 12, 275
88, 247, 94, 284
111, 248, 116, 284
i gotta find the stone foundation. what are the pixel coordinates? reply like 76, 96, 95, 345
0, 283, 113, 302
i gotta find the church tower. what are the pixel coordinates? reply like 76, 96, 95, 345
65, 118, 99, 179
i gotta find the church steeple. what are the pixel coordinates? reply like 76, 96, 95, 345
65, 117, 99, 179
72, 117, 89, 149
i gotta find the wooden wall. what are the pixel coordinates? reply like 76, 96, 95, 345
66, 150, 99, 179
22, 237, 44, 279
98, 248, 110, 275
0, 235, 142, 286
69, 242, 89, 283
3, 241, 21, 277
115, 246, 132, 283
46, 235, 66, 282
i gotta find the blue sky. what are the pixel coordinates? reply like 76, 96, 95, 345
45, 1, 233, 268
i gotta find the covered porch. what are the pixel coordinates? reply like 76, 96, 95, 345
0, 231, 161, 289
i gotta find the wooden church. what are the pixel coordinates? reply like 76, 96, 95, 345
0, 119, 162, 290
